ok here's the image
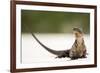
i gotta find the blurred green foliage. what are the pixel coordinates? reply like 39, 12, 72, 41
21, 10, 90, 34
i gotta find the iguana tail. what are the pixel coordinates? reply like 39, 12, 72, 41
31, 33, 63, 55
23, 24, 64, 56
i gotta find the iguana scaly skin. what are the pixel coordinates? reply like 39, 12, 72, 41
30, 27, 87, 60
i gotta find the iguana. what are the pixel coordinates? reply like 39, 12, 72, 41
69, 28, 87, 59
29, 27, 87, 60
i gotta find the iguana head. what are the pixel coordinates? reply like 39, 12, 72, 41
73, 27, 83, 38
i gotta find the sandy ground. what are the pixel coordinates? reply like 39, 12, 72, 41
20, 34, 94, 67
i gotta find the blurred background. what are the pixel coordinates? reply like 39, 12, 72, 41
21, 10, 90, 64
21, 10, 90, 34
